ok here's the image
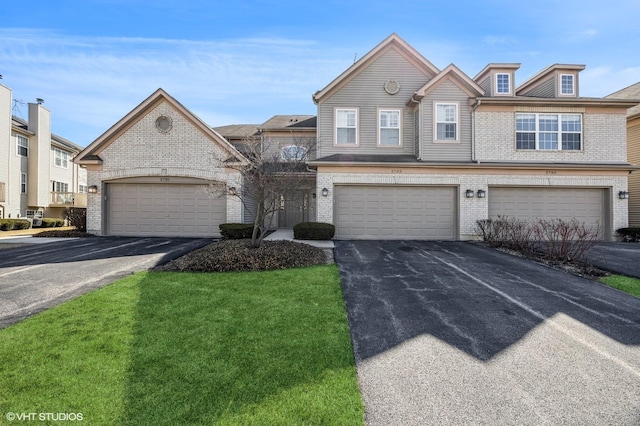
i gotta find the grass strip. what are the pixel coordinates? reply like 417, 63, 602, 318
0, 265, 363, 425
599, 274, 640, 298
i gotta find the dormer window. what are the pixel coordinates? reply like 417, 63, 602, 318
496, 73, 510, 94
560, 74, 575, 95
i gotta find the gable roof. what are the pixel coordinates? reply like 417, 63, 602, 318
312, 33, 440, 103
75, 88, 248, 165
260, 115, 317, 130
473, 63, 521, 82
606, 81, 640, 117
516, 64, 585, 95
213, 124, 260, 139
410, 63, 485, 104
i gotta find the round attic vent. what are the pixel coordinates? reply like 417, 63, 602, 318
155, 115, 172, 133
384, 79, 400, 95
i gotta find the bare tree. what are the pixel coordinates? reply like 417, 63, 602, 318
212, 131, 316, 248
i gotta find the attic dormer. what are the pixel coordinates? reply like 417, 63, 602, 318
516, 64, 585, 98
473, 63, 520, 97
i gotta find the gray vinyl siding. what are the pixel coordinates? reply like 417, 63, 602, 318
520, 76, 556, 97
479, 76, 491, 96
317, 47, 431, 158
421, 80, 473, 161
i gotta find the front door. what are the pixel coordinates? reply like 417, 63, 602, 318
279, 190, 308, 228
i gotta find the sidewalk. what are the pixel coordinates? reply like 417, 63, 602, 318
264, 229, 334, 249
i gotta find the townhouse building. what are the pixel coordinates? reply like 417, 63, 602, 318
75, 34, 636, 240
0, 84, 87, 221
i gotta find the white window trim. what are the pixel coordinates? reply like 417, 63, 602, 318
54, 148, 69, 169
377, 108, 402, 147
20, 173, 27, 194
433, 102, 460, 143
334, 108, 359, 146
559, 74, 575, 96
515, 113, 583, 151
495, 73, 511, 95
17, 134, 28, 157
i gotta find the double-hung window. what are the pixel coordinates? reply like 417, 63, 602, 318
516, 113, 582, 150
52, 181, 69, 193
17, 135, 28, 157
335, 108, 358, 145
54, 149, 69, 168
560, 74, 575, 95
496, 73, 510, 94
20, 173, 27, 194
435, 103, 458, 142
379, 109, 401, 146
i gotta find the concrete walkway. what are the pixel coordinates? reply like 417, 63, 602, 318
263, 228, 334, 249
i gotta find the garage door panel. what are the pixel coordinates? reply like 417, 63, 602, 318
108, 183, 225, 237
489, 187, 605, 237
335, 186, 456, 240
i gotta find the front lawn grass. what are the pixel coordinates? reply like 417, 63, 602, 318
0, 265, 363, 425
600, 274, 640, 298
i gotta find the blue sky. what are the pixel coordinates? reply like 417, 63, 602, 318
2, 0, 639, 147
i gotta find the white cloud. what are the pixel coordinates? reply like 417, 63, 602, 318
0, 29, 348, 145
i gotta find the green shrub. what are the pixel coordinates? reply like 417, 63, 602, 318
617, 227, 640, 242
293, 222, 335, 240
219, 223, 260, 240
40, 218, 59, 228
65, 207, 87, 232
0, 219, 31, 231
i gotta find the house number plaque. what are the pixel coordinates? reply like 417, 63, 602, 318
391, 169, 403, 174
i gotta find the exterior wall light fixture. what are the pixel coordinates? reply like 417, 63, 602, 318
321, 188, 329, 197
88, 185, 98, 194
477, 189, 486, 198
465, 189, 475, 198
619, 191, 630, 200
228, 187, 237, 196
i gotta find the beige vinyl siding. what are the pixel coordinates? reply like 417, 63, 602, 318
317, 47, 430, 158
628, 119, 640, 227
421, 80, 473, 161
520, 76, 556, 97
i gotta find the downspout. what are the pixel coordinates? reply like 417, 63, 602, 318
471, 99, 481, 164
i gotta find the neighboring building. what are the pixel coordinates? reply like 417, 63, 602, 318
606, 82, 640, 227
0, 84, 87, 221
76, 34, 636, 240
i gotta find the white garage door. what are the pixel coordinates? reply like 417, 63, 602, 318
107, 183, 225, 237
488, 187, 607, 236
334, 186, 456, 240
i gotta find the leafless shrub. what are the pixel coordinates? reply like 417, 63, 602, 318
531, 218, 599, 263
476, 216, 599, 264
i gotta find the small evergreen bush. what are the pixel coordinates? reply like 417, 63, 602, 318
219, 223, 260, 240
293, 222, 335, 240
617, 227, 640, 242
0, 219, 31, 231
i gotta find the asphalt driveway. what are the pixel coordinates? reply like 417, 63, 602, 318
0, 237, 213, 329
588, 242, 640, 278
335, 240, 640, 426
